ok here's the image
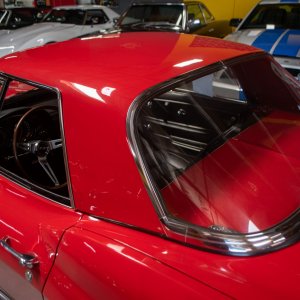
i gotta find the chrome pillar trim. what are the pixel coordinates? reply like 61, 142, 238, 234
126, 53, 300, 256
0, 289, 12, 300
164, 209, 300, 256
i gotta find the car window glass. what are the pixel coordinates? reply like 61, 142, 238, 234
9, 9, 37, 28
135, 55, 300, 235
0, 10, 9, 25
187, 4, 205, 25
0, 79, 69, 203
120, 5, 183, 26
200, 3, 213, 22
43, 9, 85, 25
241, 4, 300, 29
85, 10, 108, 25
177, 68, 247, 102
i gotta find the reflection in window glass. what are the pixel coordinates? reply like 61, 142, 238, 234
177, 68, 247, 102
135, 55, 300, 235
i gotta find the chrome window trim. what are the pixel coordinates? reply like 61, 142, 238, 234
0, 72, 74, 209
127, 53, 300, 256
0, 289, 11, 300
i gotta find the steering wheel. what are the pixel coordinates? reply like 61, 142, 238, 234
12, 104, 67, 189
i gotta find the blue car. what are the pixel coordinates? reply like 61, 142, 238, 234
225, 0, 300, 78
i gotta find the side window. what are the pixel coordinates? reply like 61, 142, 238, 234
187, 4, 205, 25
0, 78, 69, 203
0, 10, 9, 25
200, 3, 214, 22
85, 10, 108, 25
136, 67, 250, 189
178, 68, 247, 102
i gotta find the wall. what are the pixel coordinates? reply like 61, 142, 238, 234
201, 0, 260, 20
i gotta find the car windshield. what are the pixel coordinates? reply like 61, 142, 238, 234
0, 10, 9, 26
118, 4, 184, 29
135, 54, 300, 235
43, 9, 86, 25
241, 3, 300, 29
0, 9, 41, 27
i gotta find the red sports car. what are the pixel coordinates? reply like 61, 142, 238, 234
0, 32, 298, 299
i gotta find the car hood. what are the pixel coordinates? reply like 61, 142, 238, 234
226, 28, 300, 58
0, 22, 77, 45
0, 22, 79, 57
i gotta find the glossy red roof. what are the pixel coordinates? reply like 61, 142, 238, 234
0, 32, 261, 232
0, 32, 259, 110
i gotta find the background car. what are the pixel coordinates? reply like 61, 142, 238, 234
0, 31, 298, 299
115, 0, 232, 38
0, 5, 119, 57
0, 7, 46, 33
225, 0, 300, 78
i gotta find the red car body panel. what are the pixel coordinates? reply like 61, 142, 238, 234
43, 224, 232, 300
67, 216, 299, 300
0, 176, 81, 299
0, 32, 298, 299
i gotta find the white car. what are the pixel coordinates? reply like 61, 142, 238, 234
225, 0, 300, 78
0, 5, 119, 57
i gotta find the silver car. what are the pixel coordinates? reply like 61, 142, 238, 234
0, 5, 119, 58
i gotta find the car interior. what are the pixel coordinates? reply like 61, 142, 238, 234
137, 77, 256, 189
0, 79, 69, 202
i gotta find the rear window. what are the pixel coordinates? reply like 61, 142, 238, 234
133, 54, 300, 241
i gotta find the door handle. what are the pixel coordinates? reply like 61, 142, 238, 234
0, 237, 39, 269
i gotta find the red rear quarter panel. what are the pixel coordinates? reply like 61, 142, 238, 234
43, 221, 231, 300
44, 217, 300, 300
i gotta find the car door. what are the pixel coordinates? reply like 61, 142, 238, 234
0, 77, 81, 300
